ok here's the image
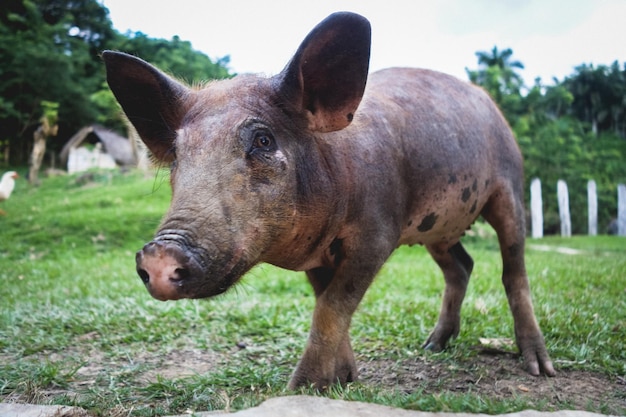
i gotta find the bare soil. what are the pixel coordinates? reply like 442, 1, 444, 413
358, 351, 626, 413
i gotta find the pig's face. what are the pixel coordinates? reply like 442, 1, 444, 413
103, 12, 370, 300
139, 78, 308, 299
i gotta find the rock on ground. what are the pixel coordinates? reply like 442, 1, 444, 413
217, 396, 614, 417
0, 396, 615, 417
0, 403, 89, 417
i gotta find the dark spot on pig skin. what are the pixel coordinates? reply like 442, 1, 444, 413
461, 187, 471, 202
343, 279, 357, 296
407, 220, 413, 227
448, 174, 457, 184
329, 238, 344, 267
347, 113, 354, 122
484, 179, 490, 189
472, 179, 478, 192
417, 212, 438, 232
469, 200, 477, 214
308, 234, 325, 253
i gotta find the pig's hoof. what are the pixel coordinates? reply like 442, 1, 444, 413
423, 330, 453, 352
522, 347, 556, 377
288, 372, 352, 391
423, 322, 459, 352
423, 341, 444, 352
518, 333, 556, 377
335, 360, 358, 385
288, 374, 331, 391
525, 356, 556, 377
288, 363, 356, 391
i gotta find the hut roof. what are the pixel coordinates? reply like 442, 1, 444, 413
60, 125, 136, 167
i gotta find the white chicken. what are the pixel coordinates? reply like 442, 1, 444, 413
0, 171, 18, 215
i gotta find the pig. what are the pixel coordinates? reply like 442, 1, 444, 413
103, 11, 555, 390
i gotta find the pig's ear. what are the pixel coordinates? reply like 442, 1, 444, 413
276, 12, 371, 132
102, 51, 189, 162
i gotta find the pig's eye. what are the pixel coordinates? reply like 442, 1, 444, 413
252, 131, 275, 151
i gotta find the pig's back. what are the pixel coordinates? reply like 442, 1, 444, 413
353, 67, 522, 182
345, 67, 523, 246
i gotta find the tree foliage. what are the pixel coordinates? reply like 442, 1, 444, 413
1, 0, 112, 161
468, 46, 626, 234
0, 0, 232, 165
113, 32, 231, 83
564, 62, 626, 137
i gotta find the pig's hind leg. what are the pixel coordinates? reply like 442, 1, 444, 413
423, 242, 474, 351
480, 182, 556, 377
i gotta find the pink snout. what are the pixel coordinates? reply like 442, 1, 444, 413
135, 241, 201, 301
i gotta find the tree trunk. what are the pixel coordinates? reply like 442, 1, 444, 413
29, 126, 47, 186
28, 118, 58, 186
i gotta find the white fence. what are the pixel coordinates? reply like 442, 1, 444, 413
530, 178, 626, 237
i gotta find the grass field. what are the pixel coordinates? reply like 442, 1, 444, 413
1, 169, 625, 416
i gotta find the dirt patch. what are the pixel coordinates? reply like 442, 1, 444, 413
134, 348, 224, 383
56, 345, 226, 386
358, 351, 626, 413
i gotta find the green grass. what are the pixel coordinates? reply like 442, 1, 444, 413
1, 169, 625, 415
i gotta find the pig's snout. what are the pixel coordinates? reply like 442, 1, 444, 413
135, 241, 201, 301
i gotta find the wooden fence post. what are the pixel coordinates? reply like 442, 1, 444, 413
618, 184, 626, 236
557, 180, 571, 237
587, 180, 597, 236
530, 178, 543, 238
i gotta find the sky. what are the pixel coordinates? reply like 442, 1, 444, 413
101, 0, 626, 85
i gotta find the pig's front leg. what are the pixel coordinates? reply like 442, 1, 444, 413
289, 242, 390, 390
423, 242, 474, 351
288, 299, 356, 390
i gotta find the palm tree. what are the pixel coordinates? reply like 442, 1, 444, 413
476, 46, 524, 70
466, 46, 525, 122
474, 46, 525, 94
